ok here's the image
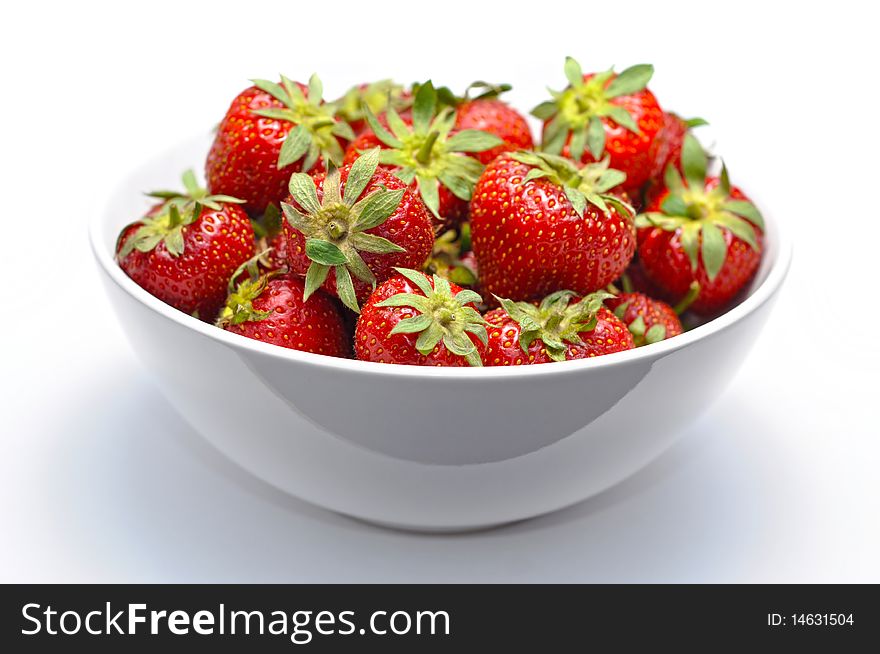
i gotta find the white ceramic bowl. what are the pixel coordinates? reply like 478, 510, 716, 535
91, 135, 791, 531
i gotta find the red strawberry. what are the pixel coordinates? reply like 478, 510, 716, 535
345, 81, 503, 230
455, 100, 533, 165
451, 82, 533, 165
533, 58, 664, 192
470, 151, 636, 302
117, 170, 254, 320
217, 266, 350, 357
206, 75, 354, 214
355, 268, 487, 366
334, 80, 413, 135
282, 148, 434, 313
484, 291, 634, 365
637, 134, 764, 314
605, 292, 683, 346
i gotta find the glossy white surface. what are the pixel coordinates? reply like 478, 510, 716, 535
90, 136, 789, 529
3, 0, 878, 579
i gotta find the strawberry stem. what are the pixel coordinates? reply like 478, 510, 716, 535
673, 281, 701, 315
416, 130, 440, 164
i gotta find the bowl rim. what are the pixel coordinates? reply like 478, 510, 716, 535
90, 158, 792, 381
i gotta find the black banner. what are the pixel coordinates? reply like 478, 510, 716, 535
1, 584, 875, 650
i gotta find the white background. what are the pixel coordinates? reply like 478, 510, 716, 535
1, 0, 878, 582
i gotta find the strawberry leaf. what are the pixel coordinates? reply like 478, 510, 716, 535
722, 200, 764, 230
680, 222, 701, 272
586, 117, 606, 159
569, 128, 587, 162
604, 105, 640, 134
438, 171, 473, 202
307, 74, 323, 106
288, 173, 321, 214
412, 81, 436, 135
250, 79, 290, 106
390, 313, 434, 335
645, 324, 666, 344
350, 188, 405, 232
418, 175, 441, 218
342, 148, 380, 205
363, 104, 403, 148
446, 130, 503, 153
349, 232, 406, 254
278, 125, 312, 169
393, 267, 435, 297
700, 221, 727, 281
564, 57, 584, 86
681, 133, 707, 189
604, 64, 654, 98
334, 265, 359, 313
305, 239, 347, 266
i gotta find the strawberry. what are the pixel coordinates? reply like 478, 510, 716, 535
282, 148, 434, 312
532, 57, 664, 192
470, 151, 636, 302
355, 268, 488, 366
346, 81, 503, 229
484, 291, 634, 365
451, 82, 534, 165
217, 261, 350, 357
636, 134, 764, 314
605, 292, 683, 346
206, 75, 354, 214
333, 80, 413, 135
116, 170, 254, 320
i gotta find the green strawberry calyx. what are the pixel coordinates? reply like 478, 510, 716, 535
332, 79, 412, 128
282, 148, 407, 313
117, 170, 244, 260
461, 81, 513, 102
376, 268, 488, 367
681, 115, 709, 128
361, 80, 503, 219
427, 80, 513, 107
610, 301, 667, 346
494, 290, 614, 363
510, 151, 634, 219
215, 251, 281, 328
635, 134, 764, 282
251, 74, 355, 173
533, 57, 654, 161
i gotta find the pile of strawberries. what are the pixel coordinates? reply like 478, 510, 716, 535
117, 59, 765, 367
